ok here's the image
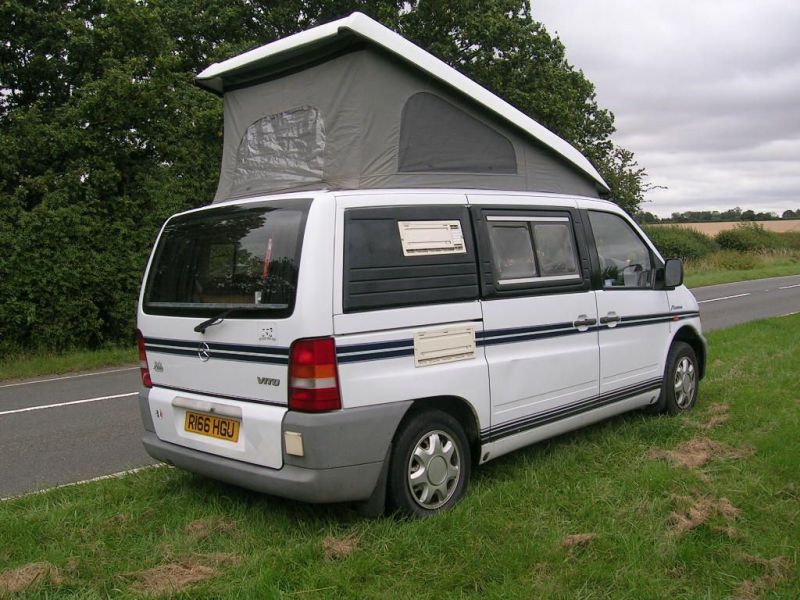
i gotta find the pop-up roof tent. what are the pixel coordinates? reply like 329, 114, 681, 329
196, 12, 609, 203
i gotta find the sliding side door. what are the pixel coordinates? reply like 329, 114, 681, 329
470, 199, 599, 452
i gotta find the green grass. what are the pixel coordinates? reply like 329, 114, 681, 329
685, 249, 800, 288
2, 316, 799, 598
0, 345, 137, 382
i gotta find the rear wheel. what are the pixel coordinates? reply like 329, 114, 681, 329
662, 341, 699, 415
387, 410, 471, 518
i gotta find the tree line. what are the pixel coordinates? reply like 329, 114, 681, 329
1, 0, 649, 352
638, 207, 800, 224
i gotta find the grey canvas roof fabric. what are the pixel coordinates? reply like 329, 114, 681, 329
211, 48, 602, 202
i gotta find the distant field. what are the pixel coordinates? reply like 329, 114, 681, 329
652, 220, 800, 235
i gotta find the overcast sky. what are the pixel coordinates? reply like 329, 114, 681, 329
532, 0, 800, 217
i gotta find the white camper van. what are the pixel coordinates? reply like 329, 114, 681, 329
137, 14, 706, 517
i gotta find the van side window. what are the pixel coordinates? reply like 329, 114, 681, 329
533, 223, 579, 277
487, 224, 537, 280
588, 211, 653, 289
486, 216, 580, 285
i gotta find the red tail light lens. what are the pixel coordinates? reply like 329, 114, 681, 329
136, 329, 153, 388
288, 337, 341, 412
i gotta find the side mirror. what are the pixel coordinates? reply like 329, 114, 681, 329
664, 258, 684, 289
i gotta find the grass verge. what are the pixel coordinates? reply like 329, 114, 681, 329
2, 315, 799, 598
685, 249, 800, 287
0, 346, 137, 383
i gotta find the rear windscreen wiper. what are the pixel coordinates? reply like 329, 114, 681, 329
194, 309, 234, 334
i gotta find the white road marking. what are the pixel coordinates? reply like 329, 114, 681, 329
778, 283, 800, 290
781, 311, 799, 317
0, 464, 166, 502
697, 293, 751, 304
695, 275, 800, 290
0, 366, 138, 389
0, 392, 137, 416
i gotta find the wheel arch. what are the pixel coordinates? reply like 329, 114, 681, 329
671, 325, 707, 379
394, 396, 482, 466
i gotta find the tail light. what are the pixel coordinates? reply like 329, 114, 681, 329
136, 329, 153, 388
288, 337, 341, 412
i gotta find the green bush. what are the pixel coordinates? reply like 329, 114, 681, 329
715, 223, 784, 251
642, 225, 718, 261
778, 231, 800, 250
706, 250, 758, 271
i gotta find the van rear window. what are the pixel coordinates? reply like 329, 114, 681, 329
144, 200, 310, 317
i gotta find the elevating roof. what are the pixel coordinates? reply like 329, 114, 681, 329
196, 12, 609, 200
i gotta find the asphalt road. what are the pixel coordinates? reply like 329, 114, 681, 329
0, 367, 150, 498
1, 274, 798, 499
694, 273, 800, 331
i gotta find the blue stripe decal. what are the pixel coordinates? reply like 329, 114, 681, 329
144, 336, 290, 356
336, 312, 698, 364
144, 338, 290, 365
479, 326, 597, 346
143, 312, 700, 366
337, 348, 416, 364
475, 321, 575, 339
480, 377, 663, 442
336, 339, 415, 354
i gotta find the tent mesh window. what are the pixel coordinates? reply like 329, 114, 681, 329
398, 92, 517, 174
232, 106, 325, 195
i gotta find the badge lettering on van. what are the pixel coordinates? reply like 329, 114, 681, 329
258, 325, 277, 342
257, 377, 280, 386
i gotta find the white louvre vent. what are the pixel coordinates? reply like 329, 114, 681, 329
398, 220, 466, 256
414, 326, 476, 367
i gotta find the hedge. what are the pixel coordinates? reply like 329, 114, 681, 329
715, 223, 787, 252
642, 225, 718, 261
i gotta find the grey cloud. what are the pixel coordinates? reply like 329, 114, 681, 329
534, 0, 800, 215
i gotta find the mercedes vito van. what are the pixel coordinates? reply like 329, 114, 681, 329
137, 189, 705, 517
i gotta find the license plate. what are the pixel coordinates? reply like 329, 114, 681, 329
184, 411, 240, 443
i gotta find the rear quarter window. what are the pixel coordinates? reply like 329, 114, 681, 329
343, 206, 479, 312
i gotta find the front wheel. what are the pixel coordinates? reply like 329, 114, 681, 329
662, 341, 699, 415
387, 410, 471, 518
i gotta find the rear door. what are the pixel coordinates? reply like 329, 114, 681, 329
470, 197, 600, 445
137, 195, 335, 467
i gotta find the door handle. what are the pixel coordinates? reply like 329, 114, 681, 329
600, 312, 621, 326
573, 315, 597, 329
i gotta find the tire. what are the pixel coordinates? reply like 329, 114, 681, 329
661, 341, 699, 415
387, 409, 471, 518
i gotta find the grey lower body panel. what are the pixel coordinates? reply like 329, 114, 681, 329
139, 397, 413, 504
143, 432, 384, 503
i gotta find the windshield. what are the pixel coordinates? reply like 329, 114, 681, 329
144, 200, 310, 317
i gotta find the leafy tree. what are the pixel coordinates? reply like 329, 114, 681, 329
783, 209, 797, 219
635, 211, 661, 224
0, 0, 645, 352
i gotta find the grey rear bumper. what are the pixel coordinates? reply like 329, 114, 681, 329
140, 396, 413, 504
143, 431, 384, 503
